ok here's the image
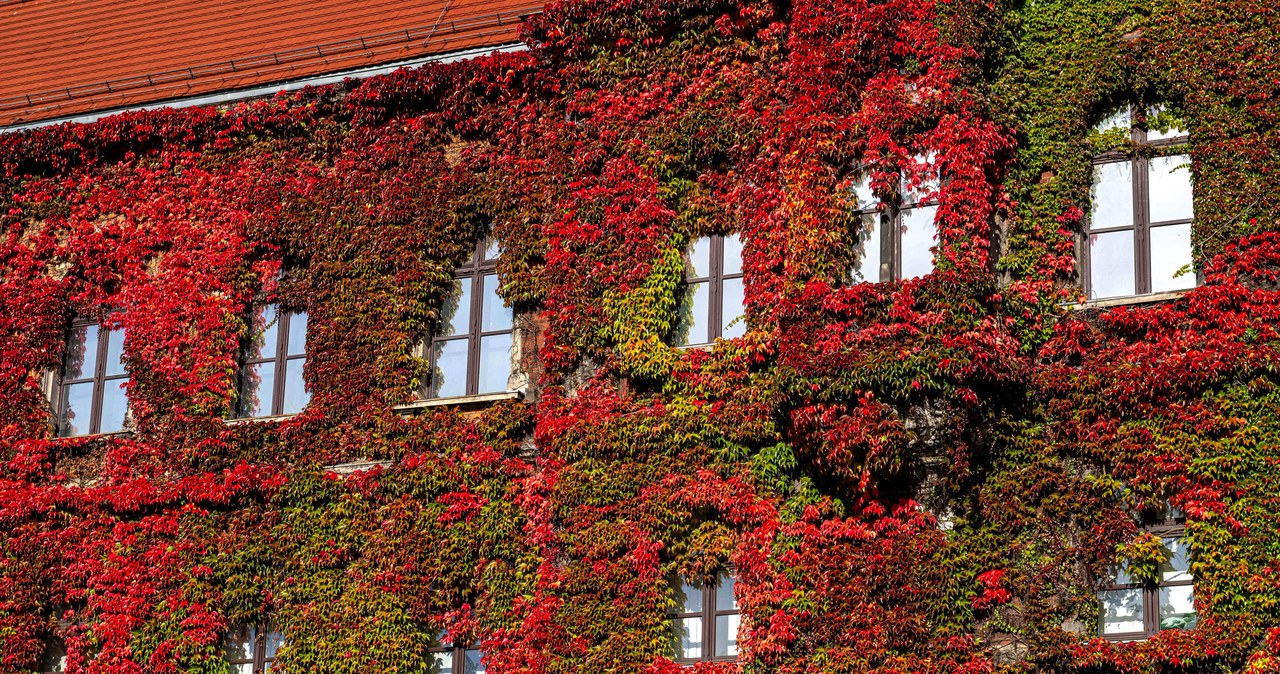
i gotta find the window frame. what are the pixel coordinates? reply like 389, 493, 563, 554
427, 639, 485, 673
235, 303, 308, 419
224, 624, 283, 673
54, 317, 129, 437
676, 233, 745, 346
421, 239, 513, 399
669, 571, 740, 664
852, 164, 940, 283
1098, 510, 1195, 641
1082, 107, 1195, 299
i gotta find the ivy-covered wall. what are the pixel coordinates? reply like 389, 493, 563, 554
1, 0, 1279, 672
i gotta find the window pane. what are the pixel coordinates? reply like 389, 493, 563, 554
60, 382, 94, 437
1091, 162, 1134, 230
250, 304, 280, 360
64, 324, 98, 380
228, 664, 254, 674
1149, 154, 1194, 223
432, 652, 453, 674
224, 626, 254, 662
904, 152, 940, 206
431, 339, 469, 398
854, 212, 882, 283
99, 379, 129, 433
1111, 563, 1136, 586
281, 358, 308, 415
852, 172, 877, 210
440, 279, 471, 337
671, 617, 702, 660
1095, 106, 1131, 134
686, 237, 712, 278
481, 275, 512, 331
715, 575, 737, 611
1150, 223, 1195, 293
1145, 106, 1186, 141
264, 629, 284, 660
484, 238, 501, 261
900, 205, 937, 280
675, 282, 710, 346
723, 233, 743, 275
1100, 588, 1145, 635
104, 328, 126, 376
464, 649, 485, 674
41, 642, 67, 673
1159, 585, 1196, 630
675, 582, 703, 614
1089, 230, 1136, 299
714, 614, 740, 657
240, 361, 276, 418
1161, 538, 1192, 582
286, 312, 308, 357
721, 277, 746, 339
478, 333, 513, 394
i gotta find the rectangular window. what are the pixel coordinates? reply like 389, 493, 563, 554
670, 571, 740, 663
852, 158, 939, 282
224, 625, 284, 672
675, 234, 746, 346
422, 239, 514, 399
1099, 508, 1196, 640
1084, 107, 1195, 300
429, 632, 485, 674
56, 318, 129, 437
236, 304, 309, 418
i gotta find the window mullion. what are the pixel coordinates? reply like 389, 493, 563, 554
1134, 155, 1152, 295
468, 271, 484, 396
274, 313, 289, 416
91, 324, 109, 435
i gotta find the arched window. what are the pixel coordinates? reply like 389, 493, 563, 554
55, 318, 129, 436
236, 303, 309, 417
675, 234, 746, 346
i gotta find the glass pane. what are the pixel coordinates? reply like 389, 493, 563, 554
281, 358, 309, 415
715, 575, 737, 611
721, 277, 746, 339
854, 213, 881, 283
431, 339, 469, 398
432, 651, 454, 674
714, 614, 740, 657
905, 152, 940, 205
1100, 588, 1145, 635
675, 282, 710, 346
440, 279, 471, 337
1149, 154, 1194, 223
60, 382, 94, 437
481, 275, 512, 331
1150, 223, 1195, 293
1091, 162, 1134, 230
1111, 563, 1136, 586
852, 171, 877, 210
1089, 230, 1136, 299
723, 233, 743, 275
685, 237, 712, 278
41, 640, 66, 673
99, 379, 129, 433
286, 312, 308, 357
239, 362, 275, 418
478, 334, 513, 394
464, 649, 485, 674
264, 629, 284, 660
1161, 538, 1192, 582
104, 328, 126, 376
900, 205, 938, 280
250, 304, 280, 360
224, 626, 254, 661
671, 617, 702, 659
64, 324, 98, 380
484, 238, 501, 261
1145, 105, 1186, 141
1159, 585, 1196, 630
228, 664, 253, 674
1095, 106, 1131, 134
675, 582, 703, 614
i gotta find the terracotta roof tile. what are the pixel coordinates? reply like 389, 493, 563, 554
0, 0, 539, 127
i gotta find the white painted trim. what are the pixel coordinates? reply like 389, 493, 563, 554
1066, 289, 1192, 310
393, 390, 522, 413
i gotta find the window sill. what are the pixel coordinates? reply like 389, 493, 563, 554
53, 429, 132, 441
323, 459, 392, 475
393, 390, 523, 414
222, 413, 300, 426
1066, 289, 1191, 310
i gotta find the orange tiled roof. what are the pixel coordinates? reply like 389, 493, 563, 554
0, 0, 540, 127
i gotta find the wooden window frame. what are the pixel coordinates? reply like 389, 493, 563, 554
427, 641, 485, 673
670, 572, 740, 664
1098, 510, 1194, 641
235, 304, 308, 418
677, 233, 745, 346
54, 317, 128, 437
853, 166, 940, 283
224, 624, 283, 673
422, 239, 513, 399
1082, 106, 1195, 299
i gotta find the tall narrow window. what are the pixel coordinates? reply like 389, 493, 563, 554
56, 319, 129, 437
422, 239, 514, 399
224, 625, 284, 673
237, 304, 309, 418
670, 571, 740, 663
1085, 107, 1195, 300
429, 633, 485, 673
675, 234, 746, 346
1099, 507, 1196, 640
40, 638, 66, 673
852, 160, 939, 282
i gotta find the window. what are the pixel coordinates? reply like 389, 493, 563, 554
670, 571, 740, 663
675, 234, 746, 346
421, 239, 513, 399
1085, 106, 1195, 300
236, 304, 309, 418
40, 638, 66, 673
429, 634, 485, 674
55, 319, 129, 436
1099, 508, 1196, 640
851, 159, 939, 283
224, 625, 284, 673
